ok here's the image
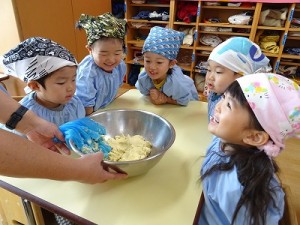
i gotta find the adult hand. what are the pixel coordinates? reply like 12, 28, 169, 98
78, 152, 128, 183
149, 88, 168, 105
25, 117, 70, 155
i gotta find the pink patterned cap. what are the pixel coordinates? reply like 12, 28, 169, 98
237, 73, 300, 157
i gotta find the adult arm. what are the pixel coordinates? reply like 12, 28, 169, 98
0, 129, 127, 183
0, 91, 68, 153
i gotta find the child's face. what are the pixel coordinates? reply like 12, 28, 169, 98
35, 66, 77, 108
206, 60, 241, 95
208, 92, 252, 145
143, 52, 176, 82
89, 38, 124, 73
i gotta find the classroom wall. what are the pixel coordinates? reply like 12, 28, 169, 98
0, 0, 20, 57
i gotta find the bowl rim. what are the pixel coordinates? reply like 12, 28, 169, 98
71, 109, 176, 164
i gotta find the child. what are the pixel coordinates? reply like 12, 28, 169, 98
1, 37, 87, 225
1, 37, 85, 126
76, 13, 126, 115
135, 26, 199, 106
206, 37, 270, 120
199, 73, 300, 225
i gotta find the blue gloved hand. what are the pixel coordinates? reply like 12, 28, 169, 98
55, 117, 110, 155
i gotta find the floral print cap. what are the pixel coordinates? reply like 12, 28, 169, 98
237, 73, 300, 157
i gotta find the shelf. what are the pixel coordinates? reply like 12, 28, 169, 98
288, 28, 300, 32
257, 26, 286, 31
129, 3, 170, 7
127, 19, 169, 24
173, 22, 197, 26
199, 30, 250, 36
280, 61, 300, 66
281, 54, 300, 60
287, 36, 300, 40
125, 0, 300, 92
198, 23, 252, 29
201, 6, 256, 10
263, 52, 280, 58
195, 46, 213, 51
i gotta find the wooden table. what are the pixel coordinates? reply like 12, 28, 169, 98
0, 90, 212, 225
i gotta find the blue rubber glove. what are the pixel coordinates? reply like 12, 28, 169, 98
56, 118, 109, 154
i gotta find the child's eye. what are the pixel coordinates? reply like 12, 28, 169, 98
56, 82, 65, 85
226, 102, 231, 109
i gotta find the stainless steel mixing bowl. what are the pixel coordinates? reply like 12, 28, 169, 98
71, 109, 176, 177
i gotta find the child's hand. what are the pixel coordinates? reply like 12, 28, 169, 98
149, 89, 168, 105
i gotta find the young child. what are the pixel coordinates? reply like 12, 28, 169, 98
1, 37, 85, 126
199, 73, 300, 225
206, 37, 270, 120
135, 26, 199, 106
76, 13, 126, 115
1, 37, 86, 225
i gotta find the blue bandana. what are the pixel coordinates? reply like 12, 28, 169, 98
208, 37, 270, 75
142, 26, 184, 60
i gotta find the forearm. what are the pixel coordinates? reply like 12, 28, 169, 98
0, 129, 83, 181
0, 91, 41, 134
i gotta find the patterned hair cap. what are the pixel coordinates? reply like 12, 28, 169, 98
77, 12, 126, 46
209, 37, 270, 75
1, 37, 76, 83
142, 26, 184, 60
237, 73, 300, 157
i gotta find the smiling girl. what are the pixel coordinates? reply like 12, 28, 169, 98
135, 26, 199, 106
199, 73, 300, 225
76, 13, 126, 115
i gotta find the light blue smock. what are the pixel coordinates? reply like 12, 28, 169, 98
135, 65, 199, 106
20, 92, 85, 126
0, 92, 85, 136
76, 55, 126, 111
199, 136, 284, 225
207, 92, 222, 122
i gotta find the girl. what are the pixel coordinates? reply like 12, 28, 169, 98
76, 13, 127, 115
206, 37, 270, 120
199, 73, 300, 225
2, 37, 85, 127
135, 26, 199, 106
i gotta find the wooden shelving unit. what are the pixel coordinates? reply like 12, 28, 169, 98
124, 0, 300, 90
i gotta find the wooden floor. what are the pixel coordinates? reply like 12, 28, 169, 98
276, 137, 300, 223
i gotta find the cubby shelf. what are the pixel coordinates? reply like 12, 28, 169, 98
125, 0, 300, 96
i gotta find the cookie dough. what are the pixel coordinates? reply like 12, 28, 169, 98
106, 134, 152, 161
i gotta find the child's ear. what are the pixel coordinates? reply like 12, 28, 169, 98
27, 81, 41, 91
243, 130, 269, 147
86, 45, 92, 53
169, 59, 177, 68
